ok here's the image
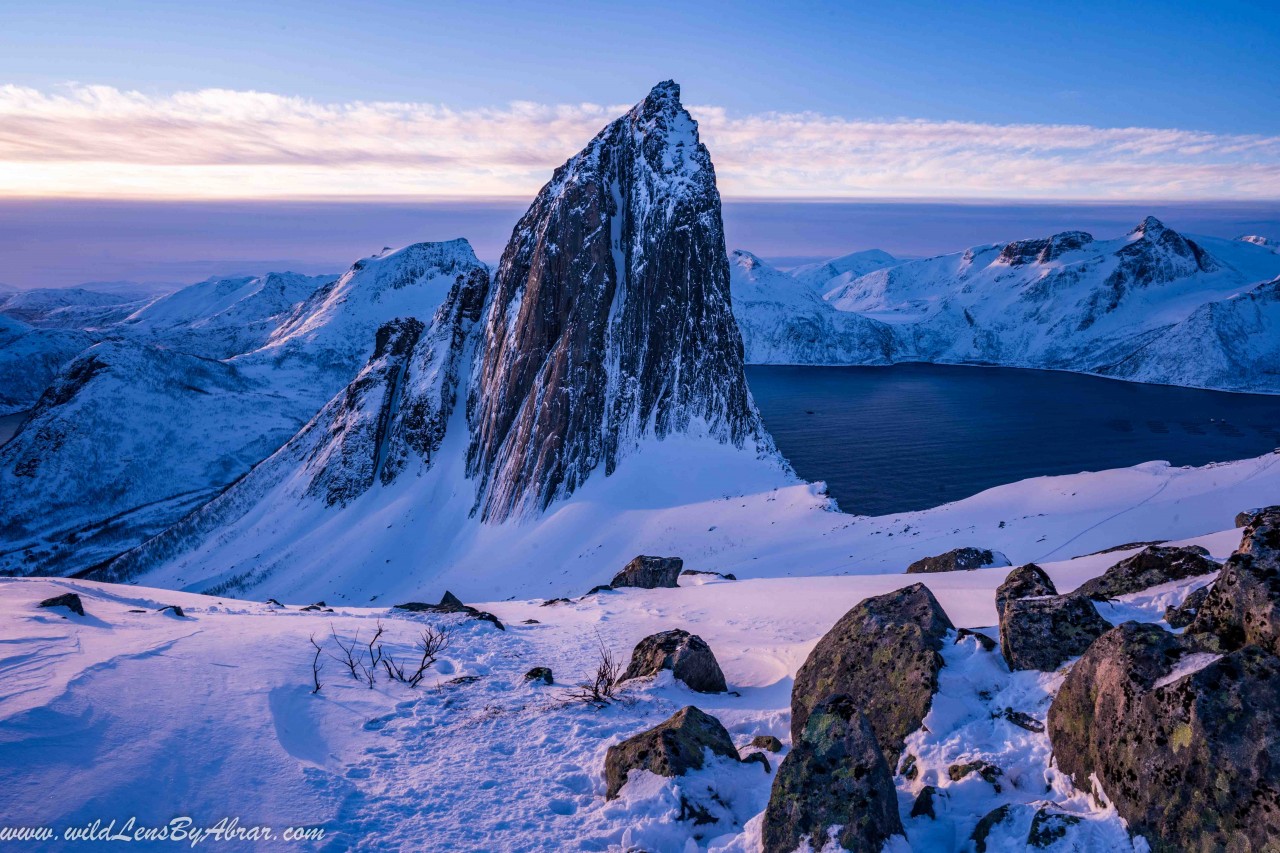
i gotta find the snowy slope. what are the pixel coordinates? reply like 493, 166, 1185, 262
117, 272, 336, 359
790, 248, 900, 291
0, 521, 1237, 850
0, 287, 143, 328
795, 217, 1280, 392
0, 314, 93, 415
730, 250, 897, 364
0, 242, 487, 578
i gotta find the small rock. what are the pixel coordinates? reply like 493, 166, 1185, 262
265, 598, 283, 607
1000, 594, 1111, 671
446, 675, 481, 686
38, 593, 84, 617
971, 805, 1013, 853
520, 619, 540, 625
956, 628, 996, 651
1164, 584, 1211, 629
994, 563, 1056, 618
610, 555, 684, 589
899, 753, 918, 781
790, 583, 953, 763
906, 547, 1010, 574
948, 760, 1003, 792
742, 752, 770, 772
619, 629, 727, 693
523, 667, 553, 685
583, 585, 614, 596
680, 569, 737, 581
1027, 808, 1082, 848
751, 734, 783, 753
604, 706, 738, 799
999, 707, 1045, 733
1073, 545, 1217, 600
539, 597, 570, 607
157, 605, 185, 618
910, 785, 937, 819
762, 694, 903, 853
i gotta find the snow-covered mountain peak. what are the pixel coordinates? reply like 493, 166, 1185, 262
791, 249, 900, 291
995, 230, 1095, 266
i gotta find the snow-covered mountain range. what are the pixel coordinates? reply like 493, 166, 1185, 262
734, 223, 1280, 392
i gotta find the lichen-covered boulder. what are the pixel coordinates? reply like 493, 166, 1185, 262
618, 628, 727, 693
1073, 545, 1216, 600
762, 695, 903, 853
906, 547, 1010, 574
1048, 622, 1280, 851
1164, 584, 1211, 629
1188, 507, 1280, 655
790, 583, 953, 762
994, 563, 1056, 617
999, 594, 1111, 671
610, 555, 683, 589
751, 734, 783, 753
603, 706, 738, 799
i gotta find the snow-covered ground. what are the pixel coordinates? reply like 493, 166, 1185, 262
0, 524, 1235, 850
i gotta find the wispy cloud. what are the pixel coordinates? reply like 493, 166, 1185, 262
2, 84, 1277, 200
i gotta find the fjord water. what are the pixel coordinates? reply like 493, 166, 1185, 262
746, 363, 1280, 516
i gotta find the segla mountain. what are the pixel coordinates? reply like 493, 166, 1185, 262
734, 221, 1280, 392
93, 81, 783, 597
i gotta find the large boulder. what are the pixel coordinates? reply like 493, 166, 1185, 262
1048, 622, 1280, 850
1188, 507, 1280, 655
610, 555, 683, 589
994, 563, 1056, 617
762, 695, 903, 853
906, 547, 1010, 574
618, 629, 727, 693
1073, 545, 1216, 600
603, 706, 738, 799
790, 583, 953, 762
38, 592, 85, 616
999, 594, 1111, 671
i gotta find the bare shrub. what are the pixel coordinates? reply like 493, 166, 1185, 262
383, 624, 452, 688
308, 634, 324, 694
567, 634, 623, 706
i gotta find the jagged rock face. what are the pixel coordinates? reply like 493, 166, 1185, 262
1049, 623, 1280, 851
603, 705, 738, 799
790, 583, 953, 763
619, 628, 727, 693
997, 231, 1094, 266
906, 546, 1010, 574
466, 81, 769, 521
1073, 544, 1217, 600
763, 694, 903, 853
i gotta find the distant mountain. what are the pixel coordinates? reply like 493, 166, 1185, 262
0, 287, 148, 329
790, 248, 900, 291
729, 250, 894, 365
0, 242, 487, 577
733, 217, 1280, 392
0, 315, 93, 416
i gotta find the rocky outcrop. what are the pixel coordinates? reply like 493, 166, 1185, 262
38, 592, 84, 616
790, 583, 953, 762
394, 591, 504, 630
1000, 594, 1111, 671
1188, 506, 1280, 655
906, 546, 1010, 574
604, 705, 738, 799
609, 555, 683, 589
762, 694, 903, 853
1048, 622, 1280, 850
1072, 544, 1216, 600
994, 563, 1056, 617
466, 81, 773, 521
618, 629, 727, 693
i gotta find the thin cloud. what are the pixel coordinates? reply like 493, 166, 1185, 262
0, 84, 1277, 200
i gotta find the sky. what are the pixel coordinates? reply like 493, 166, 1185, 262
0, 0, 1278, 285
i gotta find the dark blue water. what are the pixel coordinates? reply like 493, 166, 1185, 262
745, 364, 1280, 517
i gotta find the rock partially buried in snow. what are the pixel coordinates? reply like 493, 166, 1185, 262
394, 591, 505, 630
609, 555, 684, 589
1048, 621, 1280, 850
1164, 584, 1211, 628
523, 667, 552, 685
905, 547, 1010, 574
790, 582, 953, 763
1072, 544, 1216, 600
762, 694, 903, 853
38, 592, 84, 616
999, 594, 1111, 671
603, 706, 738, 800
994, 563, 1056, 617
618, 629, 727, 693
